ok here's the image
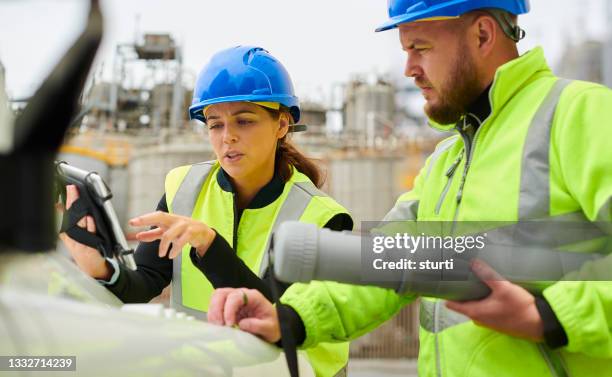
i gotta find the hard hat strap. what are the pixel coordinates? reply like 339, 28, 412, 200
485, 8, 526, 42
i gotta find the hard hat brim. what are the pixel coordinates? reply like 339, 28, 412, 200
375, 5, 471, 32
189, 94, 300, 123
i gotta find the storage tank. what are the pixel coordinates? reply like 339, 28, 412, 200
343, 80, 396, 144
300, 101, 327, 132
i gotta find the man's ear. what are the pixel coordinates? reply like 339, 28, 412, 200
474, 14, 497, 55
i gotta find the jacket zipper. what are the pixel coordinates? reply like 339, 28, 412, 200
435, 150, 464, 215
437, 117, 483, 377
451, 116, 486, 228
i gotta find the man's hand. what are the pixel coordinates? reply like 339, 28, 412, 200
208, 288, 281, 343
129, 211, 216, 259
446, 260, 544, 342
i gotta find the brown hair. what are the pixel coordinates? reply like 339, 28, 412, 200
264, 106, 324, 188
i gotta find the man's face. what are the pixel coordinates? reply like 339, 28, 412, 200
399, 19, 483, 125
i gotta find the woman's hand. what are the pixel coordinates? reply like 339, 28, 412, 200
129, 212, 216, 259
208, 288, 281, 343
59, 185, 112, 280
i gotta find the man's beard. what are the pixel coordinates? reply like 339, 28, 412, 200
424, 42, 483, 125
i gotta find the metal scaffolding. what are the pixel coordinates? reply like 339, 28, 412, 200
108, 33, 186, 132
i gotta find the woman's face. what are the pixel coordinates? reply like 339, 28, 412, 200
205, 102, 288, 183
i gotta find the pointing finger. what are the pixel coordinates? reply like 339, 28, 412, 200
129, 211, 174, 228
135, 228, 165, 242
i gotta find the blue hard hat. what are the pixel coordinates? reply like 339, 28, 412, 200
189, 46, 300, 123
375, 0, 530, 32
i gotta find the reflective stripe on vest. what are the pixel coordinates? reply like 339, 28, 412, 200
419, 299, 469, 334
484, 211, 605, 248
514, 77, 574, 377
170, 161, 215, 320
519, 79, 573, 220
171, 161, 215, 219
169, 163, 328, 319
257, 180, 326, 276
383, 200, 419, 222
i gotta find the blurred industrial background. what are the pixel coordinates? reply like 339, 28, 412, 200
1, 0, 611, 374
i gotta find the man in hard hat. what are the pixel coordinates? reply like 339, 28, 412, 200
207, 1, 612, 375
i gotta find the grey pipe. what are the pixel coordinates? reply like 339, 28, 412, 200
272, 221, 607, 301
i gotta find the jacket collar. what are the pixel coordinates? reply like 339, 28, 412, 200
465, 84, 491, 129
428, 47, 553, 132
216, 166, 285, 209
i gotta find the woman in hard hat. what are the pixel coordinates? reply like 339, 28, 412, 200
60, 45, 352, 377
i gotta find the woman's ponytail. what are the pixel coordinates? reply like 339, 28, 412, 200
263, 105, 324, 188
276, 139, 323, 188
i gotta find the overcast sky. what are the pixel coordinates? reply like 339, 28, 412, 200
1, 0, 609, 102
